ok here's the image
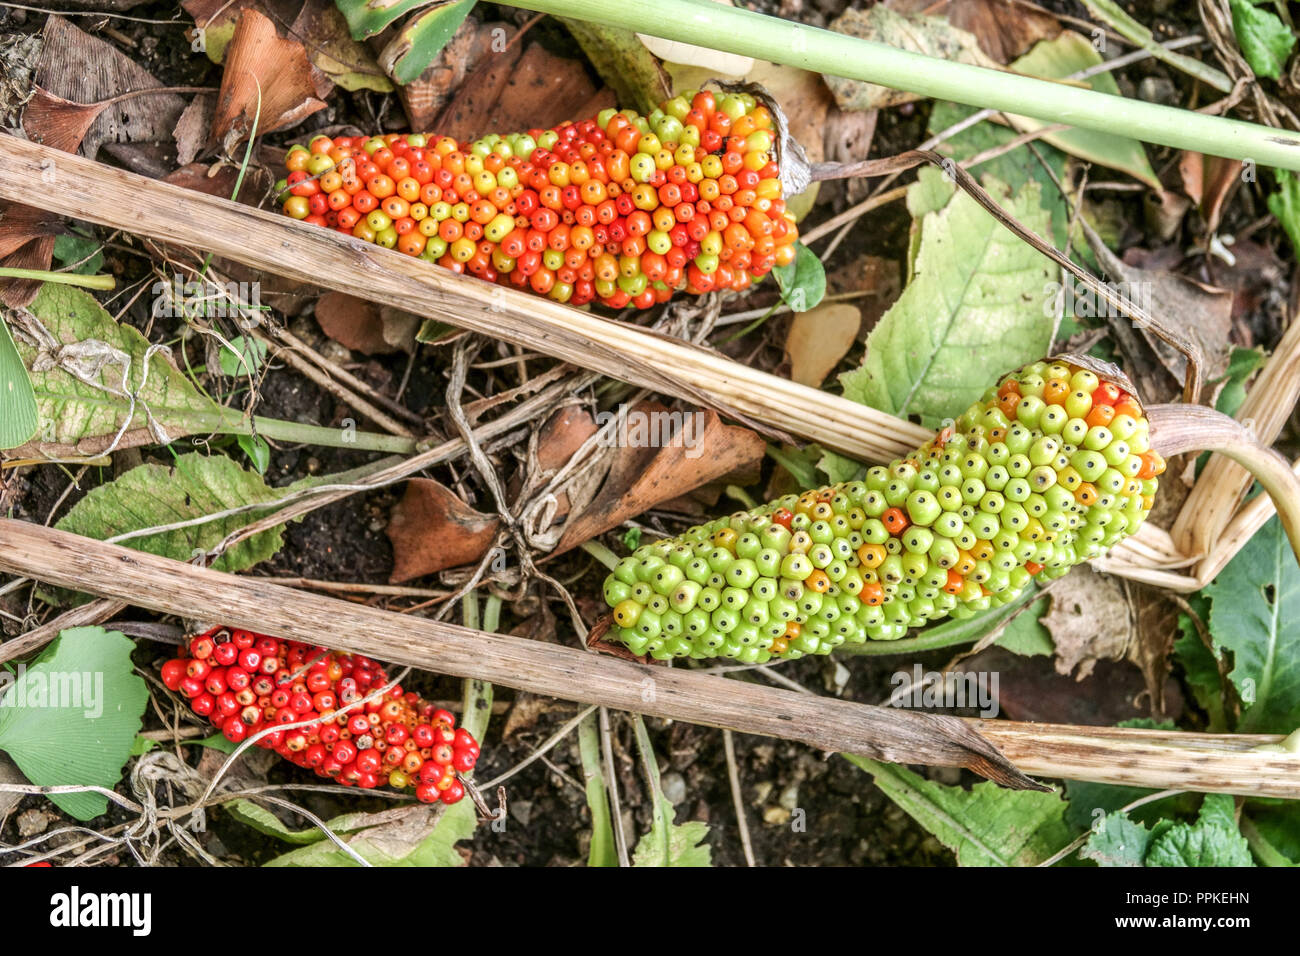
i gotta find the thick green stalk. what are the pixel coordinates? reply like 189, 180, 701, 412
508, 0, 1300, 170
227, 415, 417, 454
0, 268, 114, 290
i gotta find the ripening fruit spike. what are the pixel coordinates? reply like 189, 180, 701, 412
600, 358, 1165, 661
164, 627, 480, 805
278, 91, 797, 309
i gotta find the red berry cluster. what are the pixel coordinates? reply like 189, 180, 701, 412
278, 89, 798, 310
161, 627, 480, 805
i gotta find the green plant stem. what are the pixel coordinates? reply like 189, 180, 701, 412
578, 711, 618, 867
1079, 0, 1232, 93
0, 268, 115, 290
507, 0, 1300, 170
222, 414, 417, 454
580, 539, 621, 571
833, 584, 1044, 656
460, 593, 496, 743
1240, 815, 1294, 866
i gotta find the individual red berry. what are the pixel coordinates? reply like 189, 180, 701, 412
440, 780, 465, 805
161, 659, 187, 691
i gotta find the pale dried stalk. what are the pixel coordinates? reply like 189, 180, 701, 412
974, 721, 1298, 796
0, 136, 1187, 575
2, 520, 1296, 796
1171, 314, 1300, 557
1148, 404, 1300, 568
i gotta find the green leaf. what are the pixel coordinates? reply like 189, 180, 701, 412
1005, 32, 1160, 190
1269, 169, 1300, 256
1174, 605, 1227, 731
225, 799, 333, 846
1229, 0, 1296, 80
621, 527, 642, 552
237, 433, 271, 475
1146, 794, 1255, 867
52, 235, 104, 275
1245, 802, 1300, 864
839, 176, 1056, 427
996, 596, 1054, 656
1205, 515, 1300, 733
1214, 347, 1267, 417
560, 18, 671, 115
0, 627, 148, 820
765, 442, 822, 491
1065, 780, 1193, 832
771, 242, 826, 312
0, 316, 38, 450
218, 335, 266, 377
631, 797, 712, 866
8, 284, 232, 456
54, 453, 285, 590
847, 756, 1078, 865
383, 0, 477, 86
336, 0, 433, 40
927, 102, 1069, 248
264, 799, 477, 866
817, 448, 864, 486
1081, 811, 1162, 867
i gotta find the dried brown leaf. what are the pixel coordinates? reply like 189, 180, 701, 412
34, 15, 186, 159
1179, 151, 1243, 234
386, 478, 500, 583
554, 406, 765, 553
313, 292, 419, 355
785, 302, 860, 387
889, 0, 1061, 64
211, 8, 326, 151
435, 41, 612, 143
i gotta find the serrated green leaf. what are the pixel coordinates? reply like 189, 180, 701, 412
8, 284, 236, 456
0, 627, 148, 820
54, 453, 284, 594
0, 316, 38, 450
839, 177, 1055, 427
1081, 811, 1160, 866
772, 242, 826, 312
1229, 0, 1296, 80
848, 756, 1078, 865
218, 335, 266, 378
1146, 794, 1254, 867
1064, 780, 1193, 832
1005, 32, 1159, 189
1205, 515, 1300, 733
265, 799, 477, 867
384, 0, 477, 86
336, 0, 433, 40
631, 797, 712, 866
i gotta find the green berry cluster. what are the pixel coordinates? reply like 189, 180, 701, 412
600, 359, 1166, 661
